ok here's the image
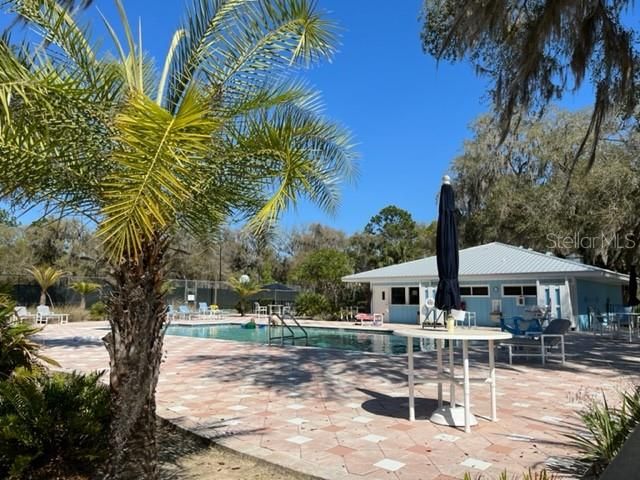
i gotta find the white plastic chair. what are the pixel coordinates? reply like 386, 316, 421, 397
451, 309, 466, 327
36, 305, 69, 325
465, 311, 477, 328
12, 306, 35, 324
254, 303, 267, 319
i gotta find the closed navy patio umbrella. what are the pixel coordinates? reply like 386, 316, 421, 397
628, 266, 639, 307
435, 176, 461, 312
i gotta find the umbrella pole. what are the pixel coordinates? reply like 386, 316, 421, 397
449, 334, 455, 407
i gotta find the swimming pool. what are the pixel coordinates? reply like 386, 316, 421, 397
165, 323, 429, 354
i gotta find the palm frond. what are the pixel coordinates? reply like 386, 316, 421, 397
4, 0, 102, 91
97, 86, 219, 259
227, 103, 356, 232
26, 266, 66, 290
166, 0, 337, 113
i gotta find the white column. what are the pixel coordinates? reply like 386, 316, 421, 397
489, 339, 496, 421
462, 340, 471, 433
407, 337, 415, 421
436, 338, 443, 407
449, 340, 456, 407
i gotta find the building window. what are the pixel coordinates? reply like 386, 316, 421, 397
502, 285, 537, 297
460, 286, 489, 296
391, 287, 406, 305
408, 287, 419, 305
381, 291, 385, 301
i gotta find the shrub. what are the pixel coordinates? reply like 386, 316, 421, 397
294, 292, 331, 318
89, 301, 107, 321
568, 387, 640, 475
0, 369, 110, 479
463, 470, 557, 480
0, 304, 59, 379
54, 304, 88, 322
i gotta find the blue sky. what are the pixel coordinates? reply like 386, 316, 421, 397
2, 0, 595, 233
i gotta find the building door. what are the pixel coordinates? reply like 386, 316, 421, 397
539, 283, 574, 324
372, 286, 389, 320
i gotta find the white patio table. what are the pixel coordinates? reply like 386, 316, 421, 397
393, 327, 512, 433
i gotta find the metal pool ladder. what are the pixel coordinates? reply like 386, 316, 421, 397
268, 309, 309, 346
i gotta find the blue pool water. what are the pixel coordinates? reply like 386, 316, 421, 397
165, 323, 429, 354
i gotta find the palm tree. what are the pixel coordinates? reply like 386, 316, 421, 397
26, 266, 66, 305
0, 0, 355, 477
228, 276, 264, 316
69, 281, 101, 310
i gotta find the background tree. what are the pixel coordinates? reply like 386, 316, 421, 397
0, 0, 355, 478
26, 266, 66, 306
283, 223, 347, 278
451, 109, 640, 270
0, 208, 17, 227
291, 247, 353, 309
349, 205, 424, 270
421, 0, 639, 165
69, 281, 101, 310
0, 222, 33, 278
25, 219, 102, 276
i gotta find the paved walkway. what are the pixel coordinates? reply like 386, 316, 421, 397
37, 322, 639, 480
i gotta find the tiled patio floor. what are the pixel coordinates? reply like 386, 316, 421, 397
37, 321, 640, 480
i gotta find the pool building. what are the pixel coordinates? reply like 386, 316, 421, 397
342, 242, 628, 329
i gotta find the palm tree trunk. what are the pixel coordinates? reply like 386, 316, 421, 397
79, 295, 86, 310
103, 235, 169, 479
39, 290, 46, 305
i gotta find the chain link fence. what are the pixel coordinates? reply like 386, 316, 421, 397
0, 274, 300, 309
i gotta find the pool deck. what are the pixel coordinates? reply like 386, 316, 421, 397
36, 319, 640, 479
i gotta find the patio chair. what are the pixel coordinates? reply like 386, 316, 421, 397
355, 313, 383, 326
36, 305, 69, 325
451, 309, 466, 328
500, 318, 571, 365
500, 316, 542, 336
254, 302, 267, 319
465, 311, 477, 328
198, 302, 211, 314
589, 308, 616, 336
177, 305, 193, 320
11, 306, 35, 324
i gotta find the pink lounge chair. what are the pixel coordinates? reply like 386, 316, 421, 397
354, 313, 383, 326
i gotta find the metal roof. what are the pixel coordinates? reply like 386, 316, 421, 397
343, 242, 628, 283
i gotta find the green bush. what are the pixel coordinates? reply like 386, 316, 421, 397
0, 304, 59, 379
0, 369, 110, 479
294, 292, 331, 318
89, 300, 107, 320
463, 470, 556, 480
568, 387, 640, 475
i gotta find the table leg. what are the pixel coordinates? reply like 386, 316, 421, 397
462, 340, 471, 433
489, 339, 496, 421
437, 339, 443, 408
449, 340, 456, 408
407, 337, 415, 421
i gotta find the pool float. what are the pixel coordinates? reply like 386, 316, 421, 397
242, 318, 257, 329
